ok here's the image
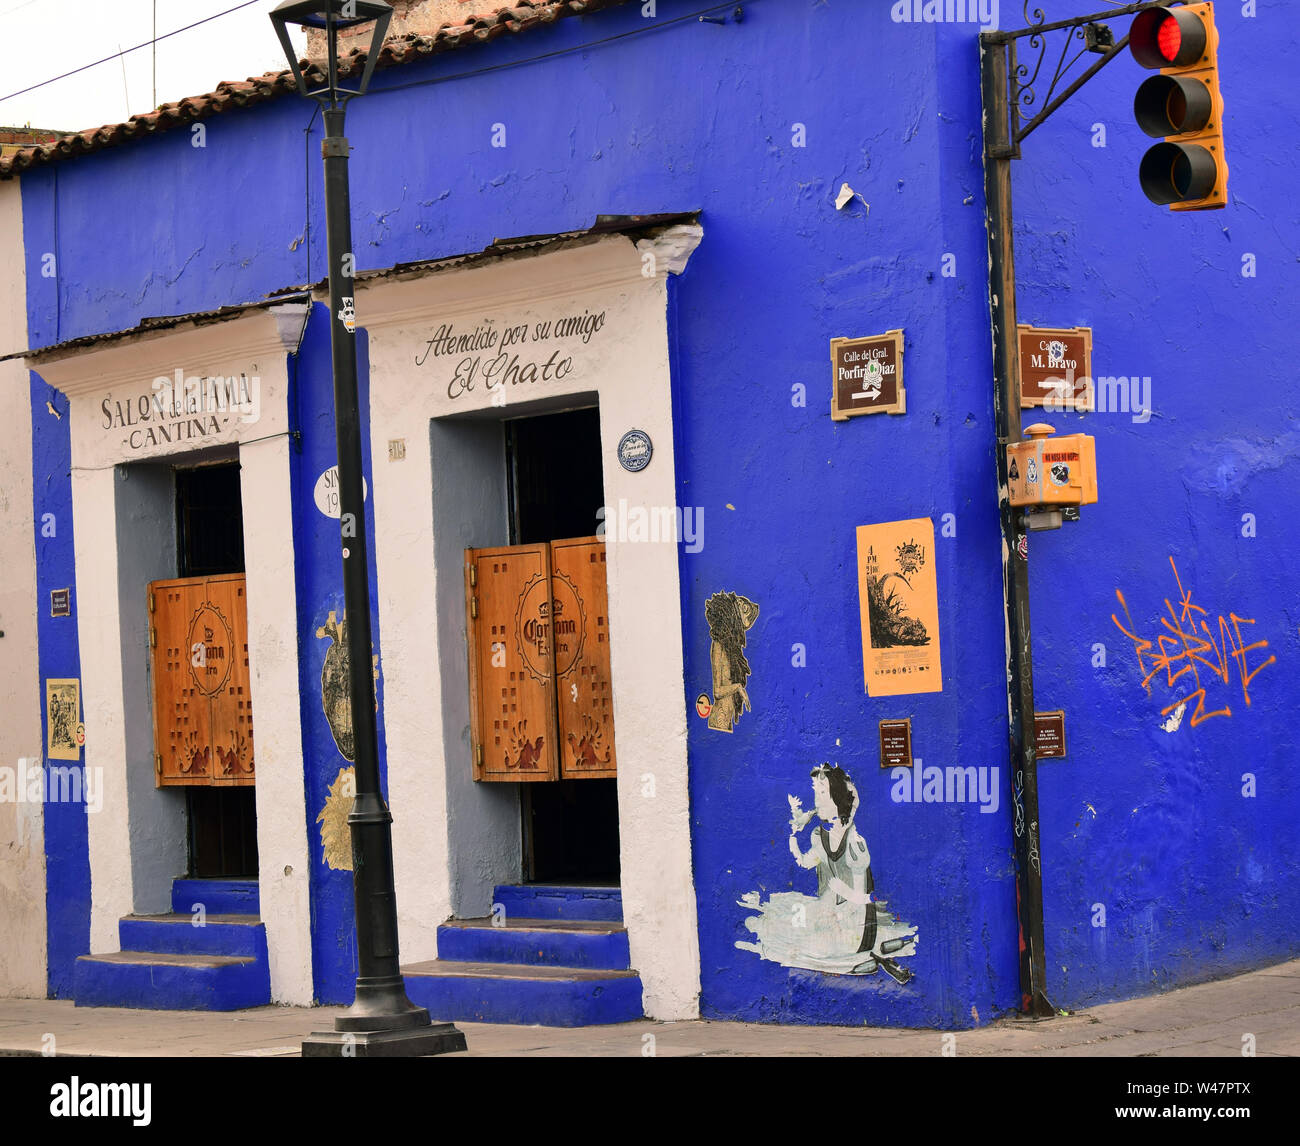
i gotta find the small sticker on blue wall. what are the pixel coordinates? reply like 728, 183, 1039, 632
617, 429, 653, 472
736, 763, 918, 984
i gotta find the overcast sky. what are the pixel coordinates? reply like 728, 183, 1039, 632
0, 0, 308, 132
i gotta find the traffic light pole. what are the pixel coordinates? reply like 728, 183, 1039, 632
978, 0, 1171, 1018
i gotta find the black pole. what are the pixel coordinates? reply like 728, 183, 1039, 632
980, 33, 1055, 1019
301, 98, 465, 1058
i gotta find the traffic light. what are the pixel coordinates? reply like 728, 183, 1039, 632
1130, 2, 1227, 211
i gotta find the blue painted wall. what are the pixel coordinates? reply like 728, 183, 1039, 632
29, 377, 89, 998
20, 0, 1298, 1024
1004, 0, 1300, 1009
290, 308, 390, 1004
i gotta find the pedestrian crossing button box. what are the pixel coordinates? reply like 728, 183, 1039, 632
1007, 423, 1098, 510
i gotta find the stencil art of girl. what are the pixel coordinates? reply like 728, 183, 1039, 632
736, 763, 918, 984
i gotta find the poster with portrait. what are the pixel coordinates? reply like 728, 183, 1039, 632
856, 518, 942, 697
46, 678, 82, 761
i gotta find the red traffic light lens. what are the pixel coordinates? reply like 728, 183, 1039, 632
1130, 9, 1207, 69
1134, 74, 1213, 137
1138, 141, 1218, 205
1157, 18, 1181, 62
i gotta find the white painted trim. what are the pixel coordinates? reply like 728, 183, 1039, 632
360, 230, 704, 1020
72, 466, 135, 954
48, 310, 313, 1003
0, 177, 48, 997
239, 436, 314, 1005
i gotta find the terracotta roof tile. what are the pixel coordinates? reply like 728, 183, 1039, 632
0, 0, 630, 179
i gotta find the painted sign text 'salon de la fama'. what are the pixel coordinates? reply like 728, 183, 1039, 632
100, 373, 259, 452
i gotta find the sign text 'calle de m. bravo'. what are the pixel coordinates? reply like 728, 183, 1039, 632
831, 330, 905, 420
1018, 325, 1093, 409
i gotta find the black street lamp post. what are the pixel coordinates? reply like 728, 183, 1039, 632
271, 0, 466, 1058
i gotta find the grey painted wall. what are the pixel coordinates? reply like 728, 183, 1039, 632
430, 415, 520, 918
114, 461, 186, 913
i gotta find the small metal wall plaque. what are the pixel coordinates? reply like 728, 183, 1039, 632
831, 329, 905, 420
879, 718, 913, 769
1018, 325, 1093, 409
50, 589, 71, 617
1034, 710, 1067, 759
617, 429, 653, 472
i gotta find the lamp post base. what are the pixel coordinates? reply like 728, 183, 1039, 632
302, 1022, 467, 1058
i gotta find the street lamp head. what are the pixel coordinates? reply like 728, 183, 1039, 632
271, 0, 393, 105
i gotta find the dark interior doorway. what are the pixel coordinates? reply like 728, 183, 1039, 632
174, 461, 259, 879
505, 407, 620, 885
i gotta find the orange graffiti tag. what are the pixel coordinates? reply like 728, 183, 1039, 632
1112, 557, 1276, 728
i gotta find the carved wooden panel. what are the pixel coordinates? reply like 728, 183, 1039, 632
466, 544, 560, 782
149, 574, 254, 787
550, 537, 617, 780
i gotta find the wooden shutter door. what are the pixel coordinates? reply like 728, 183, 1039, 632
550, 536, 617, 780
466, 544, 560, 782
149, 574, 255, 787
204, 575, 254, 786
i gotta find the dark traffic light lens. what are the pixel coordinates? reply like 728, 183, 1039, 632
1131, 9, 1207, 69
1134, 74, 1213, 137
1138, 141, 1218, 204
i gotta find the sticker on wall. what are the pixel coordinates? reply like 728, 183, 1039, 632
695, 693, 713, 720
338, 297, 357, 334
736, 763, 918, 982
704, 591, 759, 733
313, 468, 368, 519
315, 610, 379, 762
316, 766, 356, 871
856, 519, 942, 697
50, 588, 71, 617
46, 678, 82, 761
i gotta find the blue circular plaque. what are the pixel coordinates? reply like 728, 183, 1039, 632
617, 429, 653, 472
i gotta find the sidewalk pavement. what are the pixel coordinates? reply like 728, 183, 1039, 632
1, 958, 1296, 1058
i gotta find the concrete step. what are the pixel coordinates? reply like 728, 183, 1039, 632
403, 959, 643, 1027
437, 917, 630, 970
491, 884, 623, 923
73, 950, 271, 1011
170, 878, 259, 916
118, 913, 267, 960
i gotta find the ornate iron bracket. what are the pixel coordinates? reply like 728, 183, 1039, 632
984, 1, 1184, 159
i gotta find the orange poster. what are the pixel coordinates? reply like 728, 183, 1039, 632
856, 518, 942, 697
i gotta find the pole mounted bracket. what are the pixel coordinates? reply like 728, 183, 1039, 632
983, 1, 1183, 160
322, 136, 350, 158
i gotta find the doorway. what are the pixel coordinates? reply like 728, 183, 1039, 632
505, 408, 619, 885
173, 461, 258, 879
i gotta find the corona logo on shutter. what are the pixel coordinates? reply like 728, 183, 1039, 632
187, 603, 234, 695
1130, 2, 1228, 211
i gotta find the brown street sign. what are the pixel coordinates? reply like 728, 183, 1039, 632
1034, 710, 1067, 759
831, 329, 905, 420
1018, 325, 1093, 410
879, 718, 913, 769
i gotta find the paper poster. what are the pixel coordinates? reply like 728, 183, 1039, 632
856, 518, 942, 697
46, 678, 83, 761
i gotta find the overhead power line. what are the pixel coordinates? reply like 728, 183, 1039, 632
0, 0, 265, 106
